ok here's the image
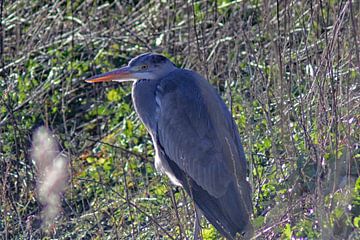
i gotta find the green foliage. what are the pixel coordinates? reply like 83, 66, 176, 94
293, 218, 320, 239
282, 223, 292, 239
353, 177, 360, 228
201, 226, 218, 240
1, 0, 359, 239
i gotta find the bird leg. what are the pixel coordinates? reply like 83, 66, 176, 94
193, 207, 203, 240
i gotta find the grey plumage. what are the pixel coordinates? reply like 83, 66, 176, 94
86, 53, 253, 239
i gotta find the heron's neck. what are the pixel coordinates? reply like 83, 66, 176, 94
132, 79, 160, 134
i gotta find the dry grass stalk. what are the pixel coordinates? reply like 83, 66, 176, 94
31, 126, 68, 227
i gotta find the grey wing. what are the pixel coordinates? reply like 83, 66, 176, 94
156, 69, 246, 198
155, 70, 253, 238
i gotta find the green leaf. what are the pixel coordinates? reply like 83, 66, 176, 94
201, 225, 217, 240
354, 217, 360, 228
283, 223, 292, 239
107, 89, 120, 102
154, 185, 168, 196
263, 137, 272, 149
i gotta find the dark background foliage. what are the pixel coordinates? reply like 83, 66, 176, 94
0, 0, 359, 239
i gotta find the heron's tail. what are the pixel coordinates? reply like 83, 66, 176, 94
191, 179, 253, 239
165, 156, 253, 239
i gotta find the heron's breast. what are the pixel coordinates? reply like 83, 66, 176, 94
154, 148, 182, 187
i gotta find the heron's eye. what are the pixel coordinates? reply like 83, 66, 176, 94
140, 65, 148, 70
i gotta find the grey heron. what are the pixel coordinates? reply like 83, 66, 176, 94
86, 53, 253, 239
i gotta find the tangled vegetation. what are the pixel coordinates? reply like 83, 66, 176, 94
0, 0, 359, 239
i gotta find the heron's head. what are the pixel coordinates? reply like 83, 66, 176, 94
85, 53, 176, 83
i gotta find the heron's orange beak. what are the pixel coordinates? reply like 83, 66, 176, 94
85, 66, 135, 83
